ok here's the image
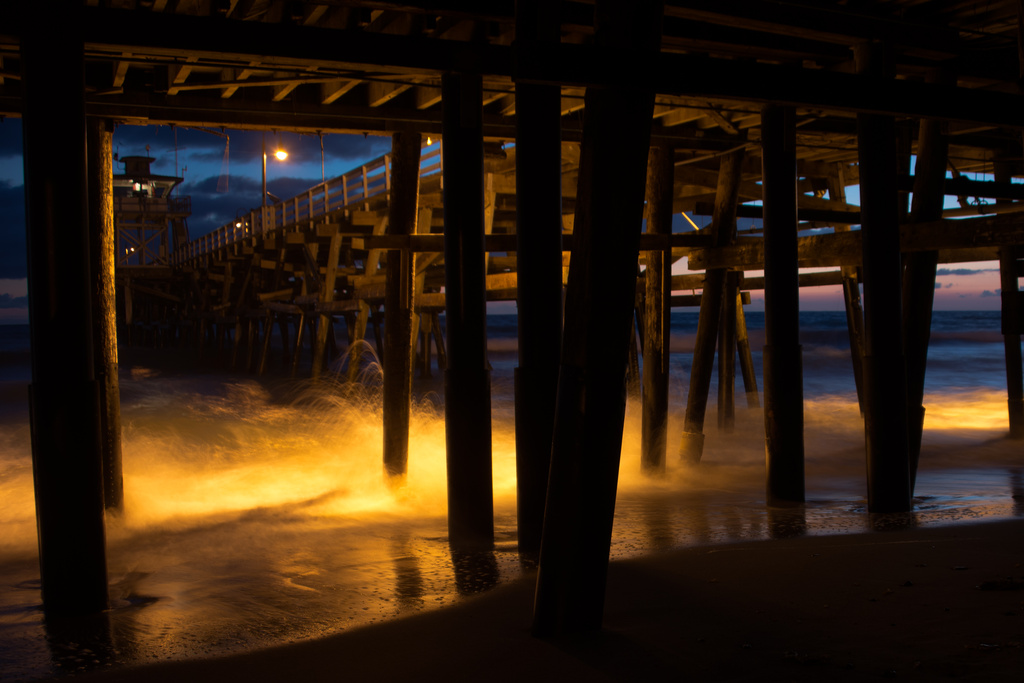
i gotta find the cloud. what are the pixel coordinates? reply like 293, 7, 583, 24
980, 289, 1001, 298
935, 267, 1000, 277
0, 293, 27, 309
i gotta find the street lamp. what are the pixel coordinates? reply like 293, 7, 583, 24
261, 133, 288, 208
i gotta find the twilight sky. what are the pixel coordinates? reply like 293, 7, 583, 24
0, 117, 1007, 322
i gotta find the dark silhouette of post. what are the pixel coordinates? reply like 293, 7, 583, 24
22, 7, 109, 614
513, 0, 563, 560
902, 77, 949, 490
641, 146, 673, 475
995, 159, 1024, 439
717, 269, 739, 431
678, 149, 744, 462
442, 73, 494, 551
761, 105, 805, 506
856, 42, 912, 513
383, 131, 421, 481
533, 0, 662, 636
87, 118, 123, 512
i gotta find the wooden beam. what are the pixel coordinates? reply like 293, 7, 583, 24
272, 81, 301, 102
665, 0, 956, 56
688, 213, 1024, 270
368, 80, 414, 106
320, 79, 359, 104
166, 57, 197, 96
414, 83, 442, 109
112, 57, 131, 88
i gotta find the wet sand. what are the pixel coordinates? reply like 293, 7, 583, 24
61, 518, 1024, 682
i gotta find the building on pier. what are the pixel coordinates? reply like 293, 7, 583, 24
113, 155, 190, 267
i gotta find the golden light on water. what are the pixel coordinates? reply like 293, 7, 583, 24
922, 388, 1012, 433
113, 378, 520, 535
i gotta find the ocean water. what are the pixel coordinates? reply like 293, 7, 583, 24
0, 311, 1021, 680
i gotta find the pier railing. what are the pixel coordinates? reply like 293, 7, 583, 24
173, 141, 443, 264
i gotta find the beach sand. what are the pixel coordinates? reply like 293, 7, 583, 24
61, 518, 1024, 682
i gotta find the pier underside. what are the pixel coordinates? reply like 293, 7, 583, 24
3, 0, 1024, 639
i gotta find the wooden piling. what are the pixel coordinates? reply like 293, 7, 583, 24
678, 149, 744, 463
826, 170, 867, 415
735, 290, 760, 408
87, 118, 123, 512
761, 104, 805, 506
442, 73, 494, 550
311, 227, 343, 379
999, 245, 1024, 439
383, 131, 421, 482
513, 0, 563, 560
717, 270, 739, 432
533, 0, 662, 636
641, 146, 673, 475
903, 91, 949, 489
22, 9, 109, 614
856, 42, 912, 514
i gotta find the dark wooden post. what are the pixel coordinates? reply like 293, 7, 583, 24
678, 149, 744, 462
995, 155, 1024, 439
87, 118, 123, 512
513, 0, 563, 560
641, 146, 673, 475
22, 6, 109, 614
717, 270, 739, 432
902, 82, 949, 490
1000, 244, 1024, 439
856, 42, 912, 513
383, 132, 422, 481
736, 292, 760, 408
442, 73, 494, 550
761, 105, 805, 506
826, 169, 866, 414
533, 0, 662, 637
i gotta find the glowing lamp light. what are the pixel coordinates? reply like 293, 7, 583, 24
274, 149, 288, 161
681, 211, 701, 231
427, 136, 433, 146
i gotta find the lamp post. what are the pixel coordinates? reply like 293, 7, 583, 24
261, 133, 287, 230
